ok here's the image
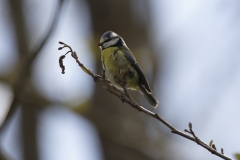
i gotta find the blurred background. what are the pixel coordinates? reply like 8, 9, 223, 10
0, 0, 240, 160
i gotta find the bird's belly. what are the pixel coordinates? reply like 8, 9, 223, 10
102, 48, 139, 90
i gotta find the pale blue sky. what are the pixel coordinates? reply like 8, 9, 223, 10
1, 0, 240, 160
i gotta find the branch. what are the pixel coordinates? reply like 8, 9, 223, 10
58, 42, 232, 160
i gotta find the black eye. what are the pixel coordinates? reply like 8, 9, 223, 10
105, 38, 112, 42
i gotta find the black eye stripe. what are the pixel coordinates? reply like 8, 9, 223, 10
105, 39, 111, 42
104, 37, 118, 43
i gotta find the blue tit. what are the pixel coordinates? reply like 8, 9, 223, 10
98, 31, 159, 108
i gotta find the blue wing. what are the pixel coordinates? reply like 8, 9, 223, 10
120, 46, 152, 93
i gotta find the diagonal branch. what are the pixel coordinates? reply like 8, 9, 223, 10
58, 42, 232, 160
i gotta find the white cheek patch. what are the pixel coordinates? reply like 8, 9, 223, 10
110, 32, 117, 38
103, 38, 119, 48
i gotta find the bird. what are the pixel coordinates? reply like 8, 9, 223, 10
98, 31, 159, 108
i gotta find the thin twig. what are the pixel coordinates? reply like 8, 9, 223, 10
58, 42, 232, 160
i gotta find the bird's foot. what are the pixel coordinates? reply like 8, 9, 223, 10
93, 75, 101, 82
120, 94, 125, 103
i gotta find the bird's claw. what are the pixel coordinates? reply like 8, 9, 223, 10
120, 94, 125, 103
93, 75, 100, 82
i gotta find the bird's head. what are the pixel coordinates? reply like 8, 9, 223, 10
98, 31, 125, 50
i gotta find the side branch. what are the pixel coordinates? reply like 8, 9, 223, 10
58, 42, 232, 160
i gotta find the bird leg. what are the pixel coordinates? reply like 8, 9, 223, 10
93, 75, 101, 82
119, 70, 136, 104
102, 69, 106, 81
120, 94, 125, 103
93, 70, 110, 83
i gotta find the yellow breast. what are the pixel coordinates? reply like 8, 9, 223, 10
101, 47, 139, 90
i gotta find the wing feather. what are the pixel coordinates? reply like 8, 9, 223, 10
120, 46, 152, 93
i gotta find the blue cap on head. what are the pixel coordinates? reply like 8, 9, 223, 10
99, 31, 118, 43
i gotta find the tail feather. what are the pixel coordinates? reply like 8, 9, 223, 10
139, 85, 159, 108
